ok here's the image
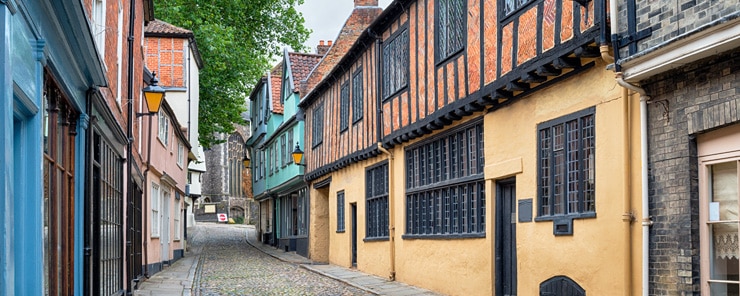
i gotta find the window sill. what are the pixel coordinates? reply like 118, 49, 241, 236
534, 212, 596, 222
363, 236, 389, 242
336, 230, 346, 233
402, 233, 485, 240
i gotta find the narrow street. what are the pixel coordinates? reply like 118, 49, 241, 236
187, 223, 372, 296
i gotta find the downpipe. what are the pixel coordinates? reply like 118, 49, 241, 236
616, 73, 652, 296
377, 143, 396, 281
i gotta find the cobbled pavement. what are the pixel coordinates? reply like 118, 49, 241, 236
189, 223, 372, 296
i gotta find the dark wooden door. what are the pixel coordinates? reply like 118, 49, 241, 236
496, 179, 517, 296
351, 203, 357, 266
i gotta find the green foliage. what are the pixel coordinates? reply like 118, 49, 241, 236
156, 0, 310, 148
234, 216, 245, 224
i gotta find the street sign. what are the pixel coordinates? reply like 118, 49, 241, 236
217, 213, 228, 222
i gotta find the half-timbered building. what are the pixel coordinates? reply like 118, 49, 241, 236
300, 0, 643, 294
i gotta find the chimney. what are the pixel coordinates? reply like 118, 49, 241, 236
316, 39, 331, 55
355, 0, 378, 6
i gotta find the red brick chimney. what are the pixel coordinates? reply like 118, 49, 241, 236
355, 0, 378, 6
316, 40, 332, 55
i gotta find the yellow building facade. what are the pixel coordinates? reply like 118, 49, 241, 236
300, 0, 644, 294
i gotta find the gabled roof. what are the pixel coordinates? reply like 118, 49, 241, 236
298, 4, 383, 107
145, 19, 192, 36
145, 19, 204, 69
287, 52, 323, 85
270, 64, 284, 114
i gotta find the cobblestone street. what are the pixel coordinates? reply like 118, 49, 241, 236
189, 223, 372, 296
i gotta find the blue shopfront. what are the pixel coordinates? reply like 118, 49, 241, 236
0, 1, 106, 295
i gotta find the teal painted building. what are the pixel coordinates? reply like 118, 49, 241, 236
247, 49, 322, 256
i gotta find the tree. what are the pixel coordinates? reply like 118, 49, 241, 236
156, 0, 310, 148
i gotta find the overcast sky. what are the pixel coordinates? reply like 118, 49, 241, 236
296, 0, 393, 53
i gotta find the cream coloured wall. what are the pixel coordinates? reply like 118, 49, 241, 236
484, 59, 642, 295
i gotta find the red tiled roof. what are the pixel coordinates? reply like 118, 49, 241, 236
301, 6, 382, 98
145, 19, 192, 36
270, 63, 284, 114
287, 52, 323, 87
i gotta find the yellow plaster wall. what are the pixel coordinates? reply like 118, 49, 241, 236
484, 59, 643, 295
308, 59, 644, 295
309, 187, 330, 263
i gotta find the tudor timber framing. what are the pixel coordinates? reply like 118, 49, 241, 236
301, 0, 606, 182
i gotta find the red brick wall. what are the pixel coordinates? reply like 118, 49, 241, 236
145, 36, 187, 87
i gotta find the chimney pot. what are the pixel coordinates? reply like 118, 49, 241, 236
320, 40, 324, 46
328, 40, 333, 46
355, 0, 378, 7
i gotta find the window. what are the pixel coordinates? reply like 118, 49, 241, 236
340, 81, 350, 132
537, 107, 595, 218
366, 162, 389, 239
281, 134, 287, 167
404, 121, 485, 237
151, 183, 160, 237
287, 130, 294, 164
177, 141, 184, 168
91, 0, 106, 56
312, 103, 324, 147
337, 191, 346, 232
382, 28, 409, 100
352, 69, 363, 123
436, 0, 466, 62
158, 111, 169, 146
503, 0, 535, 17
698, 125, 740, 293
174, 198, 181, 240
279, 188, 309, 237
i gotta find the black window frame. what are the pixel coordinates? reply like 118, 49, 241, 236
337, 191, 345, 232
500, 0, 537, 21
352, 68, 364, 124
340, 80, 350, 132
435, 0, 467, 64
403, 119, 485, 239
381, 27, 410, 101
312, 102, 324, 148
535, 107, 596, 223
365, 161, 390, 241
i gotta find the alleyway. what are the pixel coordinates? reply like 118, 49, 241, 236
186, 223, 371, 296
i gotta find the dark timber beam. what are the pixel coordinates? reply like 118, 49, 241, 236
553, 57, 581, 69
536, 64, 562, 76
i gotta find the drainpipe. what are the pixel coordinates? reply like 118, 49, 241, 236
377, 143, 396, 281
142, 115, 154, 278
619, 84, 633, 296
126, 0, 138, 285
616, 73, 651, 296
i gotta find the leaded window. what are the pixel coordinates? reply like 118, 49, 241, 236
382, 28, 409, 99
312, 103, 324, 147
352, 69, 363, 123
537, 107, 595, 217
405, 121, 485, 237
366, 162, 389, 239
503, 0, 535, 17
287, 130, 294, 164
340, 81, 350, 132
436, 0, 466, 62
337, 191, 346, 232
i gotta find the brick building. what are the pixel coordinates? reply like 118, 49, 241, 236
611, 0, 740, 293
